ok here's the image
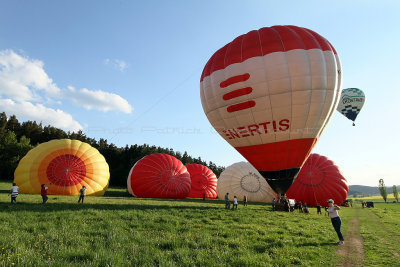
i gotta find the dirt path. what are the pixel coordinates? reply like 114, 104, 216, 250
337, 208, 364, 266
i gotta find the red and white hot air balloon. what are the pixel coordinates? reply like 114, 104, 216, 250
286, 153, 349, 206
127, 153, 191, 199
186, 164, 217, 199
200, 25, 342, 193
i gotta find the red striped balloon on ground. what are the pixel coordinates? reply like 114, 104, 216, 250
286, 153, 348, 206
127, 153, 191, 199
186, 164, 217, 199
200, 25, 342, 193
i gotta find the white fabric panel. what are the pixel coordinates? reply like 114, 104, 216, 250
200, 49, 341, 148
217, 162, 275, 203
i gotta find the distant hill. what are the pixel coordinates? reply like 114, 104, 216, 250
349, 185, 399, 197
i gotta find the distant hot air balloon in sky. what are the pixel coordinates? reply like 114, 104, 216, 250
337, 88, 365, 126
217, 162, 275, 203
128, 153, 191, 199
186, 164, 217, 199
286, 153, 348, 206
201, 25, 342, 194
14, 139, 110, 196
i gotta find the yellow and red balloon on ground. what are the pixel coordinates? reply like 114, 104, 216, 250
14, 139, 110, 196
201, 25, 342, 194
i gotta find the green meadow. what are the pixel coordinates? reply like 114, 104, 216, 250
1, 181, 399, 266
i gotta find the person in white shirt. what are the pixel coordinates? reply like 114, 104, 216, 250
327, 199, 344, 245
9, 183, 19, 204
232, 196, 238, 210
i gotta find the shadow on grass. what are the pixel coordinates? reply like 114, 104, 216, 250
0, 201, 224, 213
298, 242, 336, 247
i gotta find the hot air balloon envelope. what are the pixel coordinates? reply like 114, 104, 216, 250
201, 25, 342, 193
128, 153, 191, 199
337, 88, 365, 124
286, 153, 348, 206
217, 162, 275, 203
14, 139, 110, 196
186, 164, 217, 199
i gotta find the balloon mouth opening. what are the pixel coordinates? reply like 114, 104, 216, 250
259, 168, 300, 194
46, 154, 86, 186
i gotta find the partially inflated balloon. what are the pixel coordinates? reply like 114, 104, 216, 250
286, 154, 348, 206
217, 162, 275, 203
337, 88, 365, 125
201, 25, 342, 193
14, 139, 109, 196
186, 164, 217, 199
128, 153, 191, 199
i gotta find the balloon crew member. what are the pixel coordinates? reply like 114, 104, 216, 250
327, 199, 344, 245
41, 184, 50, 204
272, 198, 276, 211
225, 193, 230, 209
232, 196, 238, 210
316, 203, 322, 215
9, 183, 19, 204
203, 193, 206, 201
78, 186, 87, 203
243, 195, 248, 206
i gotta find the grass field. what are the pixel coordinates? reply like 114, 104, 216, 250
0, 181, 399, 266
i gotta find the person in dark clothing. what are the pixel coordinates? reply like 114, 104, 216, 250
243, 195, 248, 206
317, 203, 322, 215
78, 186, 87, 203
224, 193, 230, 209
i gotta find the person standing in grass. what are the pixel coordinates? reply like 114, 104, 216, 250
78, 186, 87, 203
232, 196, 238, 210
41, 184, 50, 204
9, 183, 19, 204
316, 203, 322, 215
225, 192, 230, 209
327, 199, 344, 245
243, 195, 248, 206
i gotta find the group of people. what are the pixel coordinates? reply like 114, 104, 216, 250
224, 193, 247, 209
9, 183, 87, 204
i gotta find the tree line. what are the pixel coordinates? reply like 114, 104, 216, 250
0, 112, 225, 186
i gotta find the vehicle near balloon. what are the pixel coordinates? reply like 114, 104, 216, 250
337, 88, 365, 126
217, 162, 275, 203
200, 25, 342, 194
127, 153, 191, 199
14, 139, 110, 196
286, 153, 349, 207
186, 164, 217, 199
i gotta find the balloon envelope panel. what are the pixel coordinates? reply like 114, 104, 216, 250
186, 164, 217, 199
286, 153, 349, 206
201, 25, 342, 194
129, 153, 191, 199
14, 139, 110, 196
217, 162, 275, 203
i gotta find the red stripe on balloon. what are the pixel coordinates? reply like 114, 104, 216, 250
220, 73, 250, 88
227, 101, 256, 112
223, 87, 253, 100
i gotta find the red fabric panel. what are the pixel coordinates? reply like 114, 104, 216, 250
186, 164, 217, 199
286, 153, 349, 206
235, 138, 318, 171
200, 25, 337, 82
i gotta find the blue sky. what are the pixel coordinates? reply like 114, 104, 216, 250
0, 1, 399, 186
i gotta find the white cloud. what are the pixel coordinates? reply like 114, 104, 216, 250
104, 58, 128, 72
0, 50, 61, 101
0, 49, 133, 122
0, 98, 82, 132
66, 86, 133, 113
